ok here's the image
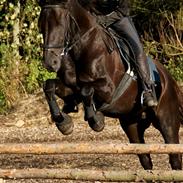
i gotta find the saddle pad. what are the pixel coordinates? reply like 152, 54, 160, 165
147, 57, 161, 83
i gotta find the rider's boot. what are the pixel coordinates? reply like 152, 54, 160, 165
111, 17, 158, 107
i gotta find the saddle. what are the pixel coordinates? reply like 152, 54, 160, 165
99, 27, 160, 110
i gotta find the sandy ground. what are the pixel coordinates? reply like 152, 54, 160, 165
0, 89, 183, 183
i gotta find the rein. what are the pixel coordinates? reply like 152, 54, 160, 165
60, 26, 96, 56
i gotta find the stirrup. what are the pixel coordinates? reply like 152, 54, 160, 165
141, 90, 158, 107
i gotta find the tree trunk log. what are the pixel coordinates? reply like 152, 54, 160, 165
0, 143, 183, 154
0, 168, 183, 182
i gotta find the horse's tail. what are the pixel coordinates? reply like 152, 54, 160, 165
176, 83, 183, 124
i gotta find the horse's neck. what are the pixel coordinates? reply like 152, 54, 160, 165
69, 0, 96, 32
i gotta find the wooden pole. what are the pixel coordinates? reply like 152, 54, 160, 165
0, 168, 183, 182
0, 179, 5, 183
0, 143, 183, 154
13, 1, 20, 47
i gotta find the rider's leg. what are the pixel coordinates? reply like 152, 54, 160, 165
110, 17, 158, 107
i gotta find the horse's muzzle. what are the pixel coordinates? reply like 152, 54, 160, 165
45, 61, 61, 72
43, 51, 62, 72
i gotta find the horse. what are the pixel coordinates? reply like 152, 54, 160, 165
38, 0, 183, 172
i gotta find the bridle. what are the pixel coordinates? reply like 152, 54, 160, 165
41, 4, 70, 56
41, 3, 98, 57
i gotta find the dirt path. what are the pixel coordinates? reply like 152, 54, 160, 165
0, 90, 183, 183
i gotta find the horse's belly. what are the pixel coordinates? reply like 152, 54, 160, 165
102, 80, 138, 115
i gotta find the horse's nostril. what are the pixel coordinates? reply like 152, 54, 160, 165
53, 60, 58, 65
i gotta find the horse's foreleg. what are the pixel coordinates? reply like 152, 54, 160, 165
81, 86, 105, 132
120, 118, 153, 170
43, 79, 73, 135
43, 79, 62, 121
55, 79, 80, 114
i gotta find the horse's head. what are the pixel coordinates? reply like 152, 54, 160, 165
38, 1, 71, 72
38, 0, 97, 72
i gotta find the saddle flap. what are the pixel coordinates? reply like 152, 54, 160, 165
100, 27, 116, 53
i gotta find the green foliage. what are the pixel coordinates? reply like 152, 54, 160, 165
132, 0, 183, 81
25, 60, 56, 93
131, 0, 182, 36
0, 0, 54, 113
166, 57, 183, 82
0, 43, 22, 113
0, 91, 6, 113
19, 0, 43, 61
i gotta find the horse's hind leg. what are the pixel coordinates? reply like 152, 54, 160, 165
62, 94, 79, 114
43, 79, 73, 135
156, 114, 182, 170
81, 86, 105, 132
120, 118, 153, 170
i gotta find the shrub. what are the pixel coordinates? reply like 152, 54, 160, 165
0, 0, 55, 113
131, 0, 183, 81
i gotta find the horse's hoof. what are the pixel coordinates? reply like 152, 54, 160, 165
55, 113, 74, 135
88, 111, 105, 132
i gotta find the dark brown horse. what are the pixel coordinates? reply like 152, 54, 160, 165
38, 0, 183, 171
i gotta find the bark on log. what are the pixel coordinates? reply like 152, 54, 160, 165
0, 168, 183, 182
0, 143, 183, 154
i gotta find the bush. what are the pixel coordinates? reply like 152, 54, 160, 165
0, 43, 22, 113
131, 0, 183, 81
0, 0, 55, 113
